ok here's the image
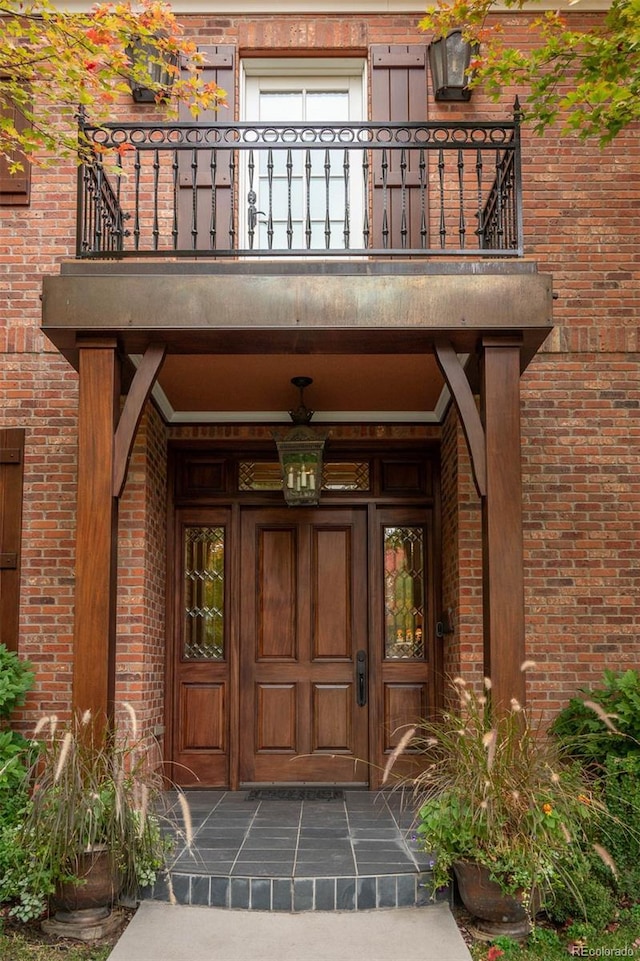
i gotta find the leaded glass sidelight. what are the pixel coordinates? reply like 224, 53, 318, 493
183, 527, 225, 660
384, 527, 426, 659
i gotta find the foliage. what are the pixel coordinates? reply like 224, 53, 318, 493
550, 669, 640, 766
0, 0, 224, 167
597, 753, 640, 897
389, 678, 605, 909
0, 644, 34, 823
547, 870, 616, 932
419, 0, 640, 144
1, 708, 190, 921
0, 643, 34, 718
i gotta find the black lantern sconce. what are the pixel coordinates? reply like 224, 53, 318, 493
273, 377, 328, 507
428, 29, 477, 102
128, 38, 178, 104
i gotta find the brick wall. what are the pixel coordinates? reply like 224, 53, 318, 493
1, 8, 638, 736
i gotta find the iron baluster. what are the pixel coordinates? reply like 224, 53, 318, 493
210, 149, 218, 250
228, 149, 236, 250
495, 149, 505, 247
286, 148, 293, 250
305, 149, 312, 249
343, 149, 350, 249
324, 148, 331, 249
171, 150, 179, 250
152, 149, 160, 251
400, 147, 407, 249
362, 151, 370, 249
134, 148, 142, 251
475, 149, 484, 247
381, 148, 389, 249
457, 148, 466, 249
266, 148, 274, 249
419, 148, 427, 249
190, 147, 198, 250
438, 148, 446, 248
247, 150, 256, 249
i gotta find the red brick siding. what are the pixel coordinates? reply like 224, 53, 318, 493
0, 9, 638, 734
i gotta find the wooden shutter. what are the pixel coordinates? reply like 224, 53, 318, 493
370, 45, 429, 249
177, 46, 236, 251
0, 429, 25, 651
0, 95, 31, 206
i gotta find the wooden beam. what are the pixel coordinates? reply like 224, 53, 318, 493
113, 343, 166, 497
434, 340, 487, 498
480, 336, 526, 711
73, 343, 120, 720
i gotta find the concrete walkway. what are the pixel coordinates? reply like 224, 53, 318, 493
106, 900, 473, 961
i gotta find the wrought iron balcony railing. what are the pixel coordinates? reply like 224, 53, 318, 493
77, 111, 523, 259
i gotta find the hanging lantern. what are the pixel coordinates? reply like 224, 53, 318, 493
128, 37, 178, 104
428, 29, 477, 102
273, 377, 328, 507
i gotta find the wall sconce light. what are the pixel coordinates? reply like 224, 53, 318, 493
273, 377, 328, 507
428, 29, 477, 102
128, 38, 177, 104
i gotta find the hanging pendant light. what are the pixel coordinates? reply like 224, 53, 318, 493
274, 377, 328, 507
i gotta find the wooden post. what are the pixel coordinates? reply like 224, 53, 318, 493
72, 341, 120, 720
480, 336, 526, 710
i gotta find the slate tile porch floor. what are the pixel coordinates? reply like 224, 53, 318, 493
148, 790, 442, 911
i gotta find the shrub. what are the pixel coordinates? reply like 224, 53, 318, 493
550, 669, 640, 767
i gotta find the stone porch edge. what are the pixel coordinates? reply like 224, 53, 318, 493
146, 871, 451, 911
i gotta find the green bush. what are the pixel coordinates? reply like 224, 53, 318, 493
598, 753, 640, 897
550, 669, 640, 766
0, 644, 34, 719
548, 871, 616, 932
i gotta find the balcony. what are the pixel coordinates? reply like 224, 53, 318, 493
77, 111, 523, 260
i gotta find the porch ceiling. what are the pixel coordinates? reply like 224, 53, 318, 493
41, 261, 553, 424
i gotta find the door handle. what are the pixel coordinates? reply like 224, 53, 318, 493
356, 650, 367, 707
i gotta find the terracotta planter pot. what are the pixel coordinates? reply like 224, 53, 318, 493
453, 860, 539, 941
53, 846, 120, 921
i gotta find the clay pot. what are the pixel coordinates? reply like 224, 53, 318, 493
53, 846, 120, 921
453, 860, 539, 941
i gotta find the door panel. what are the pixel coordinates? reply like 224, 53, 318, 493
240, 507, 368, 784
171, 511, 231, 786
373, 509, 434, 783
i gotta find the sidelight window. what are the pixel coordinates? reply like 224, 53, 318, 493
383, 526, 426, 660
183, 526, 225, 660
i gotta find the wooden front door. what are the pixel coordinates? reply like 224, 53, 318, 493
167, 446, 439, 789
239, 507, 369, 784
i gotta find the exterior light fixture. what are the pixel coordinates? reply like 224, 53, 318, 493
428, 29, 477, 102
128, 38, 177, 104
274, 377, 328, 507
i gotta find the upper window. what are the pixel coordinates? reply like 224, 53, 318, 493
241, 59, 365, 251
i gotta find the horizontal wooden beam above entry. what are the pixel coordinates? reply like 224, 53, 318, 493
42, 264, 553, 372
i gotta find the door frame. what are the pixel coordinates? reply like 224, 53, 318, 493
165, 441, 443, 790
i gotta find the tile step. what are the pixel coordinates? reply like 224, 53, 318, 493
145, 871, 450, 912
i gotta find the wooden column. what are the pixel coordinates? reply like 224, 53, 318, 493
480, 336, 526, 710
72, 340, 120, 720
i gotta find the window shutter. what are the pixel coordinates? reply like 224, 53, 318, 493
0, 428, 25, 651
177, 45, 236, 251
0, 97, 31, 206
370, 45, 429, 249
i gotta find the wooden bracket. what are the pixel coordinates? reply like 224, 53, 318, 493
112, 343, 167, 498
434, 340, 487, 498
0, 448, 21, 464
